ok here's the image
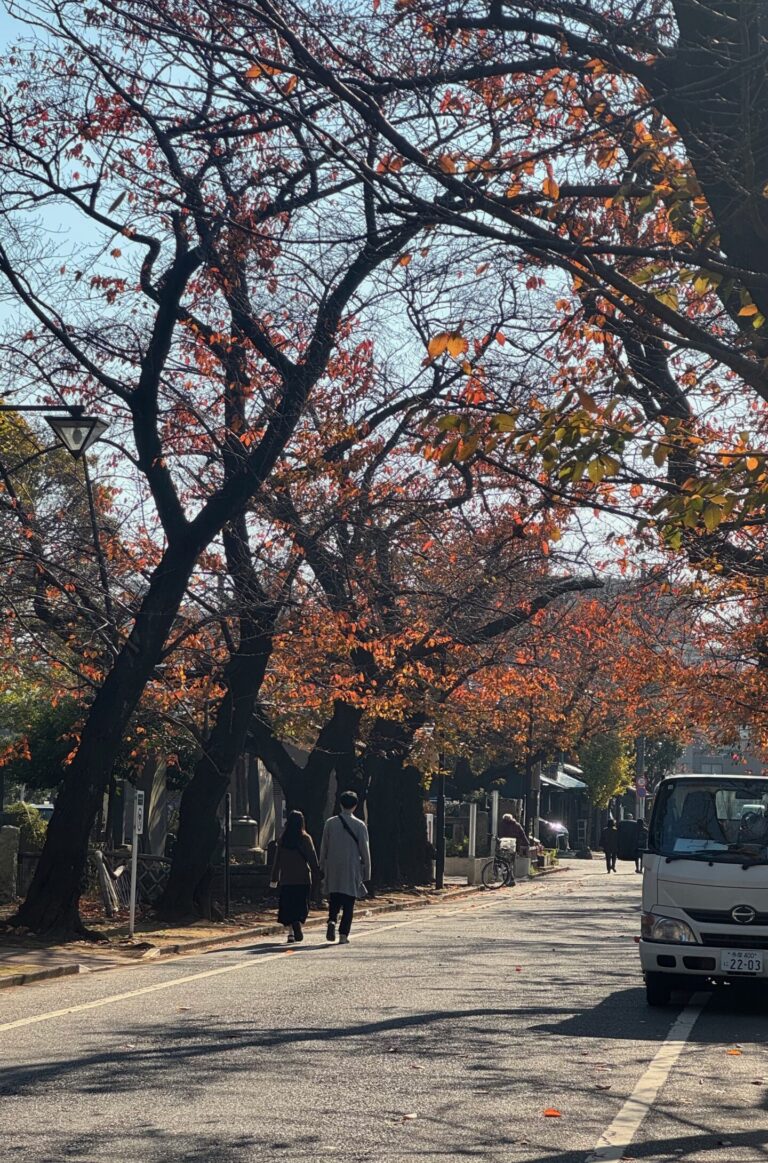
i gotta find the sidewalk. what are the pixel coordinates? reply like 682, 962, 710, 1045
0, 867, 564, 991
0, 882, 483, 990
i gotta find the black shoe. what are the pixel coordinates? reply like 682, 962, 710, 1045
326, 921, 336, 943
293, 925, 304, 942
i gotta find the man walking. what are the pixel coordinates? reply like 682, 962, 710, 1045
600, 818, 618, 873
320, 790, 371, 945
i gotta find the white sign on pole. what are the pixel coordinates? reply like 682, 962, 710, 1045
129, 790, 145, 939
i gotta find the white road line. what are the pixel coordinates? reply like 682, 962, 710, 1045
0, 894, 501, 1034
586, 994, 708, 1162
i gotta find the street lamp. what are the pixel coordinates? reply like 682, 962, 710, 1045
0, 399, 113, 620
0, 403, 108, 461
44, 410, 109, 460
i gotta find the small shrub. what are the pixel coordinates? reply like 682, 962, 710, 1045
5, 802, 48, 852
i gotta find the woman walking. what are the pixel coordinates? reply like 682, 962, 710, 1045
270, 810, 319, 943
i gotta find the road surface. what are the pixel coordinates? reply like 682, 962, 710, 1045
2, 861, 767, 1161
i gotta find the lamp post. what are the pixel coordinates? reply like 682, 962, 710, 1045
0, 404, 111, 620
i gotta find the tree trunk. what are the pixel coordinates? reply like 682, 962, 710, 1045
159, 584, 276, 918
12, 540, 198, 936
362, 717, 430, 889
252, 699, 362, 850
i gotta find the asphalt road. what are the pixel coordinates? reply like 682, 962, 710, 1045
1, 861, 767, 1162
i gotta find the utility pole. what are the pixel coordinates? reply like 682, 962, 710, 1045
435, 757, 446, 890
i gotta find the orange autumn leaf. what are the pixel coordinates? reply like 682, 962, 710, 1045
543, 1108, 562, 1117
437, 154, 457, 174
542, 176, 560, 200
428, 331, 468, 358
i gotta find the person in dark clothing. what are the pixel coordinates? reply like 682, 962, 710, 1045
600, 819, 618, 872
499, 812, 529, 855
270, 810, 319, 943
635, 819, 648, 873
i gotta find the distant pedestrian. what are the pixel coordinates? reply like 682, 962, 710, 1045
270, 810, 319, 944
635, 819, 648, 873
600, 819, 618, 873
320, 791, 371, 945
499, 812, 529, 856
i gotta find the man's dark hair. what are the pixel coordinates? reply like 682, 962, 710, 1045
340, 790, 358, 810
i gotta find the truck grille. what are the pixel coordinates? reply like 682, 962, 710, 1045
700, 933, 768, 949
686, 908, 768, 925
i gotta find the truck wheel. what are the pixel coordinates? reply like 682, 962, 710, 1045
645, 972, 672, 1007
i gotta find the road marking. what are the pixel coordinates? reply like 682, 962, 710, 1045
586, 994, 707, 1162
0, 894, 503, 1034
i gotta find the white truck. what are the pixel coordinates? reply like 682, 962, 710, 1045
640, 773, 768, 1006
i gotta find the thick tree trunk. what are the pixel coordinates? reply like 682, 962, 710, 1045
365, 757, 431, 888
158, 617, 275, 919
362, 717, 431, 889
252, 699, 362, 849
12, 541, 198, 936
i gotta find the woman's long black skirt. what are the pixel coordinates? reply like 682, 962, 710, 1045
278, 883, 310, 926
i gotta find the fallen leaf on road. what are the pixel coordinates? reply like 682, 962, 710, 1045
595, 1084, 611, 1091
402, 1113, 418, 1121
752, 1079, 764, 1085
726, 1049, 742, 1056
409, 1064, 424, 1070
515, 966, 522, 972
543, 1109, 562, 1118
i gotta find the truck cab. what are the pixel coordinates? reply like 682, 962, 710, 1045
640, 773, 768, 1005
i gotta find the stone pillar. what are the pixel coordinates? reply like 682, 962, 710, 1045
230, 754, 260, 856
257, 759, 276, 850
467, 801, 477, 858
0, 826, 20, 903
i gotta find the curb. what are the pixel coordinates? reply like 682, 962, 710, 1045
0, 963, 81, 991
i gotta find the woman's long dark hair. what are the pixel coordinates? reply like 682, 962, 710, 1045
280, 809, 307, 850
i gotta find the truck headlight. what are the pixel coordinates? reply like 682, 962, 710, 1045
642, 912, 697, 943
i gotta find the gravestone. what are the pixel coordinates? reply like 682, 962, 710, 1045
0, 825, 20, 902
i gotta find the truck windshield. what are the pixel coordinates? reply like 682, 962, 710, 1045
650, 779, 768, 863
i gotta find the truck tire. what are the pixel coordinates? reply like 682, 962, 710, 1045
645, 972, 672, 1007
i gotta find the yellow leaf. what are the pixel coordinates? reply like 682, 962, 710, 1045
542, 176, 560, 200
437, 154, 457, 174
739, 304, 759, 317
746, 456, 760, 471
428, 332, 450, 358
654, 288, 679, 311
446, 333, 469, 358
702, 504, 722, 532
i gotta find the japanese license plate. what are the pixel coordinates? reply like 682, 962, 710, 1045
720, 949, 764, 974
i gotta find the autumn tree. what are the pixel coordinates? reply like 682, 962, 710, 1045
0, 0, 429, 934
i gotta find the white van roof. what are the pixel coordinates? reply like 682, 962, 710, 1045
665, 773, 768, 781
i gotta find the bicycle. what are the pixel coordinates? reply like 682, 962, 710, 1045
481, 842, 517, 889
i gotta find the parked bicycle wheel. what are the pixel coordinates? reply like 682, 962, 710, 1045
481, 857, 509, 888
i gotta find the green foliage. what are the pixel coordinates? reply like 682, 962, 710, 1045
641, 736, 683, 792
0, 695, 82, 794
579, 732, 634, 808
5, 802, 48, 852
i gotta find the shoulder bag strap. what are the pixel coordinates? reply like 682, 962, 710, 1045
336, 812, 362, 856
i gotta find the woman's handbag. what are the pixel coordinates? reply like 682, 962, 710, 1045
337, 813, 368, 898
